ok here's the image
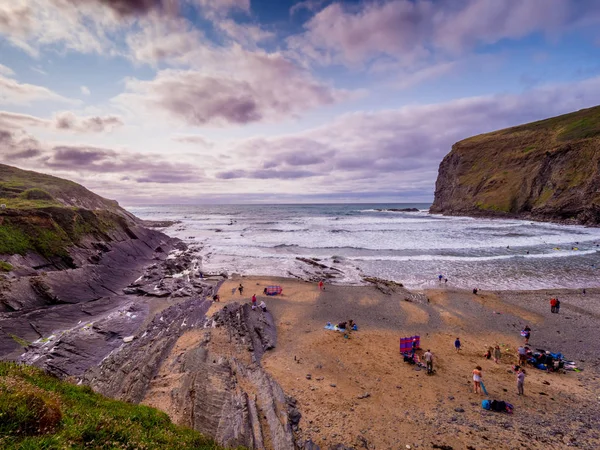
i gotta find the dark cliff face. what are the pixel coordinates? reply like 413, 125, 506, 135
430, 106, 600, 225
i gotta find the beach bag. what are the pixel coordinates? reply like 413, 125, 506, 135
491, 400, 506, 412
482, 400, 491, 410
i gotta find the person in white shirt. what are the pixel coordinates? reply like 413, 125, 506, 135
423, 349, 434, 374
259, 300, 267, 312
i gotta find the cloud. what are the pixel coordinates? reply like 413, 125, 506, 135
0, 64, 15, 76
53, 112, 123, 133
125, 15, 207, 65
290, 0, 326, 16
81, 86, 91, 95
288, 0, 600, 68
0, 74, 75, 106
193, 0, 250, 15
216, 168, 317, 180
216, 19, 275, 48
64, 0, 179, 18
115, 55, 346, 126
0, 121, 41, 160
0, 110, 123, 133
40, 145, 201, 183
173, 135, 214, 148
212, 76, 600, 197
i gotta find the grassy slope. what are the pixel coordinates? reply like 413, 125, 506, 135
0, 164, 135, 259
0, 362, 231, 450
0, 164, 120, 211
448, 106, 600, 215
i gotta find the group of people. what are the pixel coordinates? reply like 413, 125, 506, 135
549, 297, 561, 313
221, 283, 268, 312
483, 345, 502, 363
472, 360, 527, 396
251, 294, 267, 312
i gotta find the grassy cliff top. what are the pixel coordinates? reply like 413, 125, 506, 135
0, 164, 128, 215
458, 105, 600, 151
0, 362, 230, 450
0, 164, 141, 259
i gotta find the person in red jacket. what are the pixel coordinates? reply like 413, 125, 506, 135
550, 298, 557, 313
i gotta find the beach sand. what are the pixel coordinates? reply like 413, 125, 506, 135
214, 277, 600, 450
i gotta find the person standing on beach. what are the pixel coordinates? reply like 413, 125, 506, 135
522, 325, 531, 344
251, 294, 257, 310
517, 368, 526, 395
454, 337, 461, 353
517, 345, 527, 365
411, 338, 417, 357
318, 280, 324, 291
493, 345, 501, 364
424, 349, 434, 374
555, 299, 560, 314
550, 298, 557, 313
472, 366, 483, 394
238, 283, 244, 296
438, 274, 443, 282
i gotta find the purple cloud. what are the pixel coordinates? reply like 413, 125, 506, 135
216, 168, 317, 179
64, 0, 178, 17
116, 61, 346, 126
289, 0, 600, 68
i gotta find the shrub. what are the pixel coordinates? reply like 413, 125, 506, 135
19, 189, 54, 201
0, 379, 62, 436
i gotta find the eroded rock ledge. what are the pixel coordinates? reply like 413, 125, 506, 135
83, 301, 298, 450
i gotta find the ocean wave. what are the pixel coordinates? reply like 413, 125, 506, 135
346, 249, 598, 262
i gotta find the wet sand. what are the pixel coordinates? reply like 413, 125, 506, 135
214, 277, 600, 450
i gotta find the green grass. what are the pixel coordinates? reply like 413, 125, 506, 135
0, 261, 13, 272
0, 362, 229, 450
0, 224, 33, 256
0, 197, 61, 209
0, 208, 121, 259
9, 335, 30, 348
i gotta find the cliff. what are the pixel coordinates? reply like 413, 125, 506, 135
0, 164, 179, 355
430, 106, 600, 225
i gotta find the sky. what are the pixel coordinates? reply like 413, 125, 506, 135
1, 0, 600, 205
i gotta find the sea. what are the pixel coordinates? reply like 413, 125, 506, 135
128, 204, 600, 291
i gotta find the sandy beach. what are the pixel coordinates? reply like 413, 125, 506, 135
212, 277, 600, 450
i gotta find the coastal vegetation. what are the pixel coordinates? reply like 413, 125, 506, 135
0, 362, 224, 449
0, 164, 135, 260
431, 105, 600, 225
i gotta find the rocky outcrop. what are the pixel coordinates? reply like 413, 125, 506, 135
7, 240, 218, 376
84, 301, 297, 450
430, 106, 600, 225
0, 224, 180, 358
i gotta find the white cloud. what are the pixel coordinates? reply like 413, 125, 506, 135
0, 110, 123, 133
0, 74, 76, 106
0, 64, 15, 76
80, 85, 91, 95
